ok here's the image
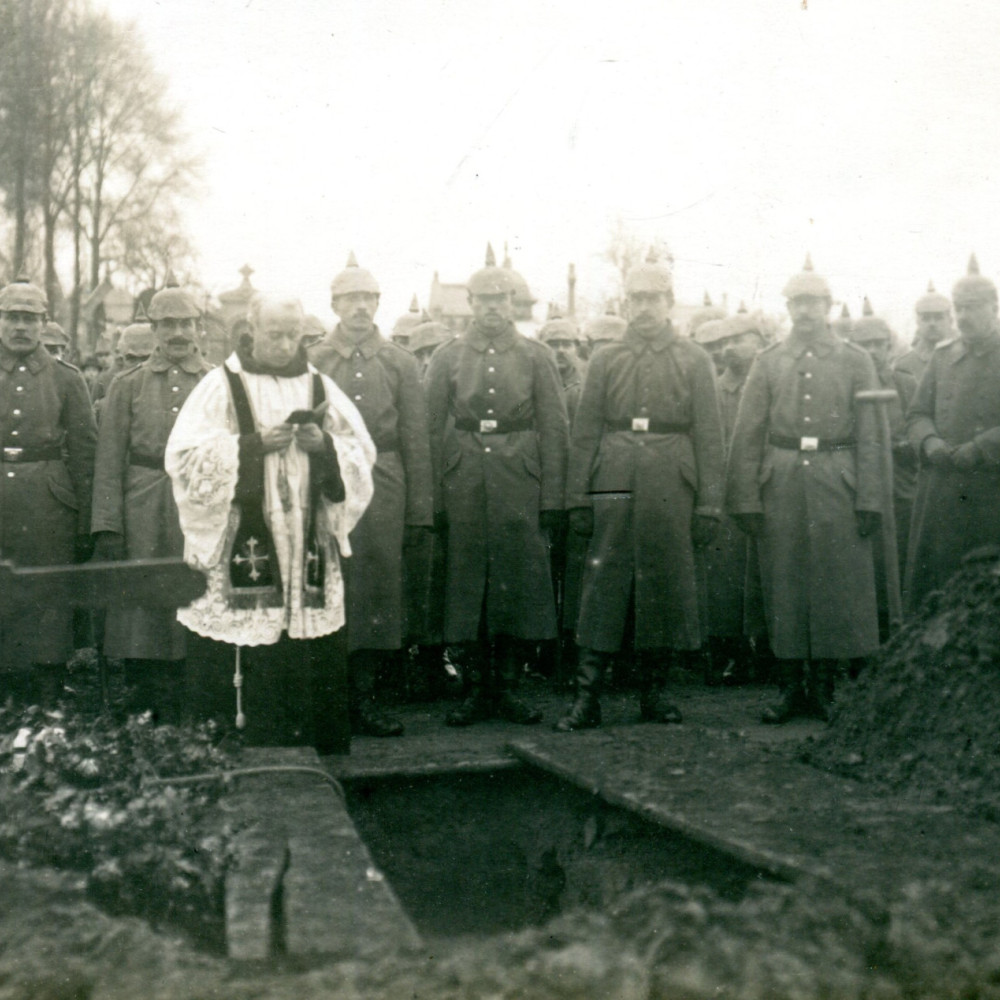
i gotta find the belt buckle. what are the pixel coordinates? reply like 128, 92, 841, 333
3, 447, 23, 462
631, 417, 650, 432
800, 436, 819, 452
479, 419, 497, 434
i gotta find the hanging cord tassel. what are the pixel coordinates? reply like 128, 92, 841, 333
234, 645, 246, 730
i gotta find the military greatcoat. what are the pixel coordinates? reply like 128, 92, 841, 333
426, 321, 568, 642
905, 333, 1000, 610
727, 328, 881, 659
310, 325, 432, 650
91, 347, 212, 659
0, 344, 96, 667
569, 323, 725, 653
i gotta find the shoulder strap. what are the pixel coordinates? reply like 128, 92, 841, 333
223, 364, 257, 436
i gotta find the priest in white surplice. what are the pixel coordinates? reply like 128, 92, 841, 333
166, 293, 375, 753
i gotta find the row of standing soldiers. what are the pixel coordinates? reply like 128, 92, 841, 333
0, 248, 997, 734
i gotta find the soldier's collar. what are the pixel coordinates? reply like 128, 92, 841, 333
718, 367, 746, 393
467, 322, 517, 352
954, 331, 1000, 361
624, 320, 674, 352
0, 343, 49, 373
147, 345, 205, 373
788, 328, 837, 357
328, 324, 383, 359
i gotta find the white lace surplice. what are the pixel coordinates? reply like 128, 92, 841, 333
165, 354, 375, 645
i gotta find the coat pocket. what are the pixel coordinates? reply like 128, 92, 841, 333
840, 464, 858, 495
47, 470, 79, 511
757, 460, 774, 487
442, 449, 462, 478
679, 460, 698, 492
522, 451, 542, 482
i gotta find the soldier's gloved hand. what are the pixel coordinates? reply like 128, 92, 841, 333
568, 507, 594, 538
923, 436, 953, 468
732, 513, 764, 537
404, 525, 431, 548
433, 510, 449, 535
951, 441, 981, 472
539, 509, 565, 534
855, 510, 881, 538
91, 531, 124, 562
691, 514, 719, 548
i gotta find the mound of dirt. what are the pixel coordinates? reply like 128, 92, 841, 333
808, 548, 1000, 818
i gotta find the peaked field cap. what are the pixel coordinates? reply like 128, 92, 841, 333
952, 254, 997, 303
410, 320, 452, 353
118, 322, 155, 357
330, 252, 380, 297
42, 321, 69, 346
468, 243, 515, 296
719, 314, 764, 339
915, 280, 951, 314
782, 254, 832, 299
0, 276, 47, 313
584, 313, 627, 342
693, 318, 728, 345
850, 315, 892, 342
538, 317, 580, 342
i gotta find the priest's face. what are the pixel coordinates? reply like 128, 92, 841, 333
254, 302, 305, 368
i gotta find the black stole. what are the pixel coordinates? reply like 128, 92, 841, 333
223, 364, 328, 610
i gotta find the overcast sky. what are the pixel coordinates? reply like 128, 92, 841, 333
100, 0, 1000, 338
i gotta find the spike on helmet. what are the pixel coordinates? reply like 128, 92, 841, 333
147, 279, 200, 321
0, 272, 48, 314
738, 301, 748, 314
915, 279, 951, 315
624, 256, 673, 295
952, 253, 997, 305
468, 242, 515, 297
781, 253, 832, 300
330, 252, 380, 298
862, 296, 874, 317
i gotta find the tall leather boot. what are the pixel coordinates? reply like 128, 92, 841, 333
806, 658, 837, 722
637, 649, 683, 724
761, 659, 809, 724
350, 650, 404, 737
554, 647, 606, 731
494, 636, 542, 724
445, 642, 495, 726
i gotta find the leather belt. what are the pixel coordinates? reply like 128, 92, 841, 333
605, 419, 690, 434
129, 454, 165, 470
1, 445, 62, 463
454, 418, 534, 435
768, 433, 856, 452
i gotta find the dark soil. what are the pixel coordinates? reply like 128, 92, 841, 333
807, 549, 1000, 819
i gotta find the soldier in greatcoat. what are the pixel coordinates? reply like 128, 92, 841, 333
426, 247, 569, 727
310, 255, 433, 736
727, 257, 882, 723
694, 314, 766, 684
556, 256, 725, 731
0, 276, 97, 706
847, 307, 918, 636
905, 257, 1000, 611
895, 282, 954, 385
90, 286, 213, 722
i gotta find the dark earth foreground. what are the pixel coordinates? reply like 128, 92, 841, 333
9, 543, 1000, 1000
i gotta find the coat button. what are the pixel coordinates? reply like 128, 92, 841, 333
10, 429, 17, 437
354, 394, 362, 401
355, 371, 363, 378
488, 366, 495, 373
17, 365, 26, 372
15, 385, 23, 392
802, 459, 810, 466
484, 446, 491, 453
487, 408, 494, 415
804, 394, 811, 401
6, 471, 13, 478
171, 385, 179, 392
804, 372, 813, 379
488, 348, 495, 354
804, 416, 811, 423
11, 409, 20, 417
171, 406, 179, 413
488, 387, 496, 394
